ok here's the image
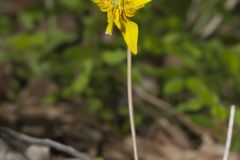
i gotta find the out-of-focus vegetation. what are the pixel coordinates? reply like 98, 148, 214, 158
0, 0, 240, 150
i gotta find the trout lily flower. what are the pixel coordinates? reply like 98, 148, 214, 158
92, 0, 151, 54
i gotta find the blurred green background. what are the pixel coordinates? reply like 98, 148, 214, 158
0, 0, 240, 152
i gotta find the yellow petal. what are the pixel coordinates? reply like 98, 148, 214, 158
105, 10, 115, 35
115, 13, 138, 54
125, 0, 152, 17
92, 0, 112, 12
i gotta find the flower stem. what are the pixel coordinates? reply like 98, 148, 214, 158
127, 48, 139, 160
223, 105, 235, 160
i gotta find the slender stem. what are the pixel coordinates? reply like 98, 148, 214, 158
223, 105, 236, 160
127, 48, 139, 160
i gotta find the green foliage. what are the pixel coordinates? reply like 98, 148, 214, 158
1, 0, 240, 150
102, 49, 126, 66
164, 79, 184, 95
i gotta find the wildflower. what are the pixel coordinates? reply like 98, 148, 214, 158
92, 0, 151, 54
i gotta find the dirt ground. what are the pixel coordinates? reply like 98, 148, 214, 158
0, 102, 239, 160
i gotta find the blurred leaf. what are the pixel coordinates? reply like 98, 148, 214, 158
164, 78, 183, 95
177, 98, 203, 112
7, 32, 47, 51
19, 10, 44, 30
86, 97, 102, 112
135, 113, 144, 126
186, 77, 206, 93
0, 51, 8, 61
102, 49, 126, 66
222, 51, 240, 76
63, 59, 93, 96
210, 105, 227, 121
59, 0, 82, 10
118, 106, 129, 116
189, 114, 215, 129
101, 110, 113, 123
0, 14, 13, 33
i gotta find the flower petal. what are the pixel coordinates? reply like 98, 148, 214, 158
105, 10, 115, 35
125, 0, 152, 17
115, 14, 138, 54
92, 0, 112, 12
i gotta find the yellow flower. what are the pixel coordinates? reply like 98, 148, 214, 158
92, 0, 151, 55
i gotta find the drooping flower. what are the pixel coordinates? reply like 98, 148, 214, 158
92, 0, 151, 55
